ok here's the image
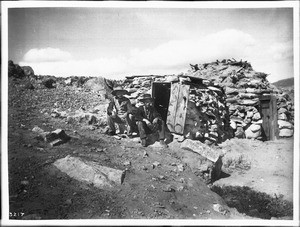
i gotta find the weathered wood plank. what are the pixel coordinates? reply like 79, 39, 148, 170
270, 95, 279, 140
174, 84, 190, 134
166, 83, 180, 132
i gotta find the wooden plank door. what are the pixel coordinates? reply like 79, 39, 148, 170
269, 96, 279, 140
260, 95, 278, 141
166, 83, 190, 134
260, 100, 270, 141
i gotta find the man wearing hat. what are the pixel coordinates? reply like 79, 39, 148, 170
106, 86, 135, 136
135, 93, 167, 148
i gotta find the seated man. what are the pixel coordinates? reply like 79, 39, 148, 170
106, 86, 135, 136
135, 93, 167, 148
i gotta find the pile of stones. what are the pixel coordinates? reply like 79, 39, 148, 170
186, 59, 294, 139
184, 83, 229, 144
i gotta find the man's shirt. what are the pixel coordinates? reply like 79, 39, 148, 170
107, 96, 132, 116
135, 105, 161, 122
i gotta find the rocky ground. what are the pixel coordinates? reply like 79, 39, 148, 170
5, 77, 294, 220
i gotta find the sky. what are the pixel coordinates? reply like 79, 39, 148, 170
7, 5, 295, 82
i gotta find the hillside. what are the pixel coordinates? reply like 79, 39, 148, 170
272, 77, 294, 88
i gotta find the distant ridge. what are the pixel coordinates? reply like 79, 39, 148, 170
272, 77, 294, 88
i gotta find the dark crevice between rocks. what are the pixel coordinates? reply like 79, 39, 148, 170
211, 185, 293, 219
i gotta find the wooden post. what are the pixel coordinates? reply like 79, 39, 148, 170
270, 95, 279, 140
260, 95, 278, 141
167, 83, 190, 134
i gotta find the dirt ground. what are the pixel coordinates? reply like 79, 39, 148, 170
215, 138, 294, 202
5, 79, 295, 220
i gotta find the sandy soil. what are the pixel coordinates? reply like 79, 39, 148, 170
215, 138, 294, 202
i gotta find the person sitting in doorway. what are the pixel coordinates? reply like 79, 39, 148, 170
135, 93, 167, 148
106, 86, 135, 136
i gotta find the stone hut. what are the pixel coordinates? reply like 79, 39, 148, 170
121, 59, 294, 143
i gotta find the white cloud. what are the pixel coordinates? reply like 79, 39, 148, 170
129, 29, 254, 64
269, 41, 293, 61
23, 48, 73, 63
19, 29, 293, 82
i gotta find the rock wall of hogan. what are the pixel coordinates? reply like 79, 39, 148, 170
186, 59, 294, 139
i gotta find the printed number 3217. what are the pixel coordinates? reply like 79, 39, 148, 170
9, 212, 25, 217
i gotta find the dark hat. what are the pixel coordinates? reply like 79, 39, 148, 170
111, 86, 129, 96
137, 93, 153, 102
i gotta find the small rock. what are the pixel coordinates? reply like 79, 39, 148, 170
230, 120, 237, 130
252, 112, 261, 121
143, 151, 148, 158
163, 184, 176, 192
177, 136, 185, 142
278, 113, 287, 120
113, 135, 122, 140
158, 175, 166, 180
132, 137, 141, 143
177, 164, 184, 172
250, 124, 261, 132
21, 180, 29, 185
153, 202, 165, 208
65, 199, 72, 205
123, 161, 131, 166
278, 107, 287, 114
96, 148, 103, 152
142, 166, 148, 170
152, 161, 161, 168
213, 203, 229, 215
49, 139, 64, 147
279, 128, 293, 137
278, 120, 293, 129
179, 178, 185, 183
177, 186, 184, 191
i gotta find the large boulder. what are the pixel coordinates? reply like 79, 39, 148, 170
8, 60, 25, 78
21, 66, 35, 77
43, 78, 56, 88
84, 77, 113, 99
180, 139, 223, 182
53, 155, 125, 189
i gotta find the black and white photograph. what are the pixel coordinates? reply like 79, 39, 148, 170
1, 1, 299, 226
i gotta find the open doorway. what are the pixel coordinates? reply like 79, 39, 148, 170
152, 82, 171, 122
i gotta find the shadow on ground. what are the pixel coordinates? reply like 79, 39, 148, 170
211, 185, 293, 219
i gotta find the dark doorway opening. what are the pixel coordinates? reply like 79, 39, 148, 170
152, 82, 171, 122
